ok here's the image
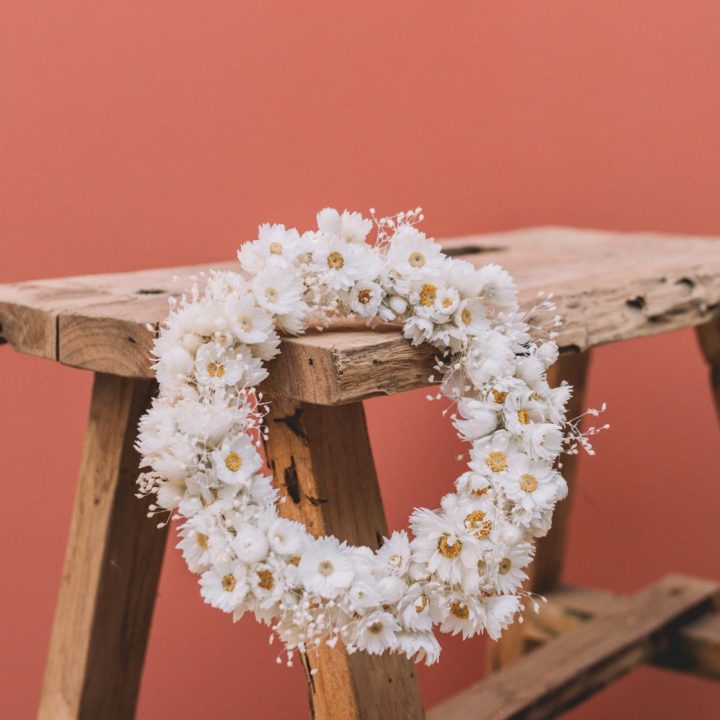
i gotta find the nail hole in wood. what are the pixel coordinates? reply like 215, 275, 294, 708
676, 277, 696, 290
626, 296, 646, 310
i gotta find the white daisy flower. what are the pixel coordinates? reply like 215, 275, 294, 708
409, 508, 484, 585
251, 268, 305, 317
211, 434, 263, 486
194, 342, 246, 388
354, 611, 400, 654
298, 537, 355, 598
500, 455, 566, 520
199, 561, 249, 613
387, 226, 445, 277
313, 237, 382, 291
488, 541, 533, 594
248, 559, 285, 609
439, 596, 484, 639
349, 280, 384, 319
177, 514, 224, 572
238, 223, 301, 273
377, 530, 412, 575
503, 387, 545, 434
224, 295, 275, 345
454, 298, 490, 335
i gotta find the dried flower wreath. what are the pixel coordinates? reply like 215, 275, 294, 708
136, 209, 605, 669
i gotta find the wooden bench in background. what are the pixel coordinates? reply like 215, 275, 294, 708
1, 227, 719, 719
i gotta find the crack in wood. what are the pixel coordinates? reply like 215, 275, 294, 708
283, 456, 302, 504
305, 495, 328, 506
273, 406, 309, 442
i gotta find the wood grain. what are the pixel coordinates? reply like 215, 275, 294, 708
263, 396, 424, 720
428, 575, 720, 720
696, 317, 720, 425
39, 374, 167, 720
522, 585, 720, 683
2, 227, 720, 403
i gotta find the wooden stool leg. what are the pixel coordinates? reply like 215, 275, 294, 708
488, 351, 591, 671
265, 397, 425, 720
697, 317, 720, 423
39, 373, 167, 720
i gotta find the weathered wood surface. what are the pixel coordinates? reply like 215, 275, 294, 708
487, 350, 591, 671
39, 374, 167, 720
523, 585, 720, 682
697, 317, 720, 425
264, 397, 424, 720
2, 227, 720, 404
427, 575, 720, 720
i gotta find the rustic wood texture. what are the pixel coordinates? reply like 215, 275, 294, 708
697, 317, 720, 424
39, 374, 167, 720
263, 396, 424, 720
487, 350, 591, 671
428, 575, 720, 720
3, 227, 720, 403
522, 586, 720, 682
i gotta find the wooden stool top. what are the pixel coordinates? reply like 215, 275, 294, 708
2, 226, 719, 404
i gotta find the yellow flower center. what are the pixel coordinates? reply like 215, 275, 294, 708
442, 296, 453, 308
269, 241, 283, 254
485, 451, 508, 473
520, 473, 538, 493
419, 283, 437, 307
491, 388, 507, 404
472, 486, 490, 498
464, 510, 486, 530
451, 601, 469, 619
196, 532, 209, 549
288, 555, 301, 566
207, 361, 225, 378
368, 622, 384, 635
438, 533, 463, 558
498, 558, 512, 575
465, 511, 492, 539
461, 306, 473, 325
518, 408, 530, 425
327, 251, 345, 269
388, 553, 402, 569
358, 289, 372, 305
408, 251, 425, 268
221, 574, 237, 592
415, 594, 429, 613
264, 287, 278, 302
257, 570, 274, 590
318, 560, 334, 576
238, 316, 252, 332
225, 451, 242, 472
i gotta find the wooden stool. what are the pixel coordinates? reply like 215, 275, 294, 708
1, 227, 719, 719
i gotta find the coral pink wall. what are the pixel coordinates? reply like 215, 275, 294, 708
1, 2, 719, 717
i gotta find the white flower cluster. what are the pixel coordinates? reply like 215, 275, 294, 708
136, 208, 580, 667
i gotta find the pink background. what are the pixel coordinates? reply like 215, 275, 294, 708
1, 1, 719, 717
